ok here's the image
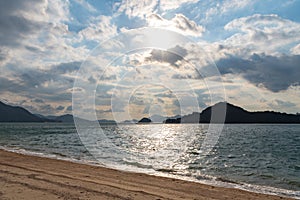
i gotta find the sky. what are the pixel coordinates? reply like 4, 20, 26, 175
0, 0, 300, 120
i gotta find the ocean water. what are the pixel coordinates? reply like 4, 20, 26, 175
0, 123, 299, 198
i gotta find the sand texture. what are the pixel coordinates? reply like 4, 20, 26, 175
0, 150, 294, 200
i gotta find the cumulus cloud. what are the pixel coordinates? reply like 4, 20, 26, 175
224, 14, 300, 54
147, 14, 205, 37
117, 0, 158, 19
78, 15, 117, 42
0, 0, 88, 71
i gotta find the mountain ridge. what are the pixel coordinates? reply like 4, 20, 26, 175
1, 101, 299, 123
0, 101, 53, 122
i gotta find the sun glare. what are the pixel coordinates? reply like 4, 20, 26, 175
144, 28, 179, 49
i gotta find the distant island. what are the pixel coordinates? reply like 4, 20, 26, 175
0, 101, 299, 123
138, 117, 152, 123
165, 102, 300, 124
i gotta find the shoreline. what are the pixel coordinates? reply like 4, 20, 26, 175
0, 149, 296, 200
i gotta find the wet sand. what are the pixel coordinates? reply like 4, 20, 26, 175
0, 150, 294, 200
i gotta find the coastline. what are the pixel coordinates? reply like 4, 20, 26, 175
0, 149, 295, 200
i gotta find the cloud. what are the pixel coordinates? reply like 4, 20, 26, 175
0, 0, 88, 70
0, 0, 69, 47
73, 0, 97, 13
171, 73, 201, 80
129, 45, 188, 69
269, 99, 297, 110
224, 14, 300, 54
32, 99, 45, 103
0, 47, 13, 67
78, 15, 117, 42
0, 1, 299, 118
0, 0, 42, 47
155, 91, 175, 98
205, 0, 252, 20
39, 104, 57, 114
216, 53, 300, 92
0, 60, 82, 115
116, 0, 158, 19
53, 61, 82, 74
159, 0, 199, 11
0, 77, 25, 94
147, 14, 205, 37
291, 43, 300, 55
117, 0, 199, 19
15, 61, 81, 89
145, 48, 186, 68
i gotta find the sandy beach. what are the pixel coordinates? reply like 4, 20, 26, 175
0, 150, 294, 200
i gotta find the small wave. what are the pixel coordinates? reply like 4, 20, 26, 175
122, 159, 155, 170
294, 165, 300, 170
259, 174, 275, 179
215, 177, 239, 184
0, 145, 99, 167
288, 180, 300, 188
51, 152, 68, 158
155, 168, 177, 173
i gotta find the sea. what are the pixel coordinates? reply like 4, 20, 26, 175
0, 123, 299, 199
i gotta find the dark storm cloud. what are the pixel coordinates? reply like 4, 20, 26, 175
0, 48, 9, 62
25, 45, 42, 52
17, 61, 81, 87
53, 61, 82, 74
0, 0, 45, 47
32, 98, 44, 103
155, 92, 175, 98
172, 73, 202, 79
0, 61, 82, 105
88, 76, 97, 84
216, 54, 300, 92
146, 45, 187, 68
0, 77, 25, 93
39, 104, 56, 114
129, 95, 147, 106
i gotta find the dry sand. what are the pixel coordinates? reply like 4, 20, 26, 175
0, 150, 294, 200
